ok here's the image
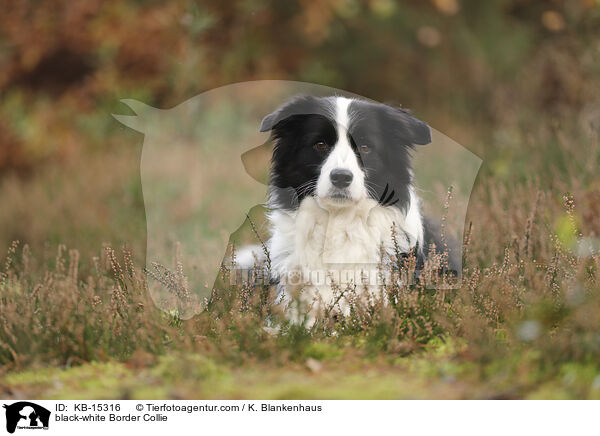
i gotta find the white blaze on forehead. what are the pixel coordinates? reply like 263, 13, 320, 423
327, 97, 355, 166
334, 96, 351, 130
315, 96, 367, 203
332, 96, 358, 165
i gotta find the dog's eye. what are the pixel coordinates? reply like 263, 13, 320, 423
313, 141, 328, 151
359, 144, 370, 153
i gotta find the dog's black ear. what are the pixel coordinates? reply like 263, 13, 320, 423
389, 107, 432, 146
259, 112, 279, 132
259, 95, 320, 132
259, 100, 300, 132
407, 116, 432, 145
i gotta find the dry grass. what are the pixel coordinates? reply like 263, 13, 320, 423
1, 165, 599, 398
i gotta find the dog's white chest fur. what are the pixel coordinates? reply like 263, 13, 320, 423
268, 193, 424, 300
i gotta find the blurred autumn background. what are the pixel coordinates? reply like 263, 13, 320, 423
2, 0, 599, 257
1, 0, 600, 399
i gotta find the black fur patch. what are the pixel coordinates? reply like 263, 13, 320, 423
261, 95, 431, 211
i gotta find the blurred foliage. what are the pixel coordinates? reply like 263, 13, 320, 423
1, 0, 599, 171
1, 0, 599, 258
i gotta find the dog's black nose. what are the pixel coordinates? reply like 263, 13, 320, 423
330, 168, 353, 188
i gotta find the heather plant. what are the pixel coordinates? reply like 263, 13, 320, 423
1, 175, 600, 398
0, 186, 597, 377
0, 243, 186, 367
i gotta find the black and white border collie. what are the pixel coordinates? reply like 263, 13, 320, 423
239, 95, 456, 322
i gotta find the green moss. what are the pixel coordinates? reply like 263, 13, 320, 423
304, 342, 344, 361
151, 353, 228, 382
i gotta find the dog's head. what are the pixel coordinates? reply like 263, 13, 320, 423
262, 95, 431, 211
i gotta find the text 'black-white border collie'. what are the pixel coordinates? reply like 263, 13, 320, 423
237, 95, 458, 323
